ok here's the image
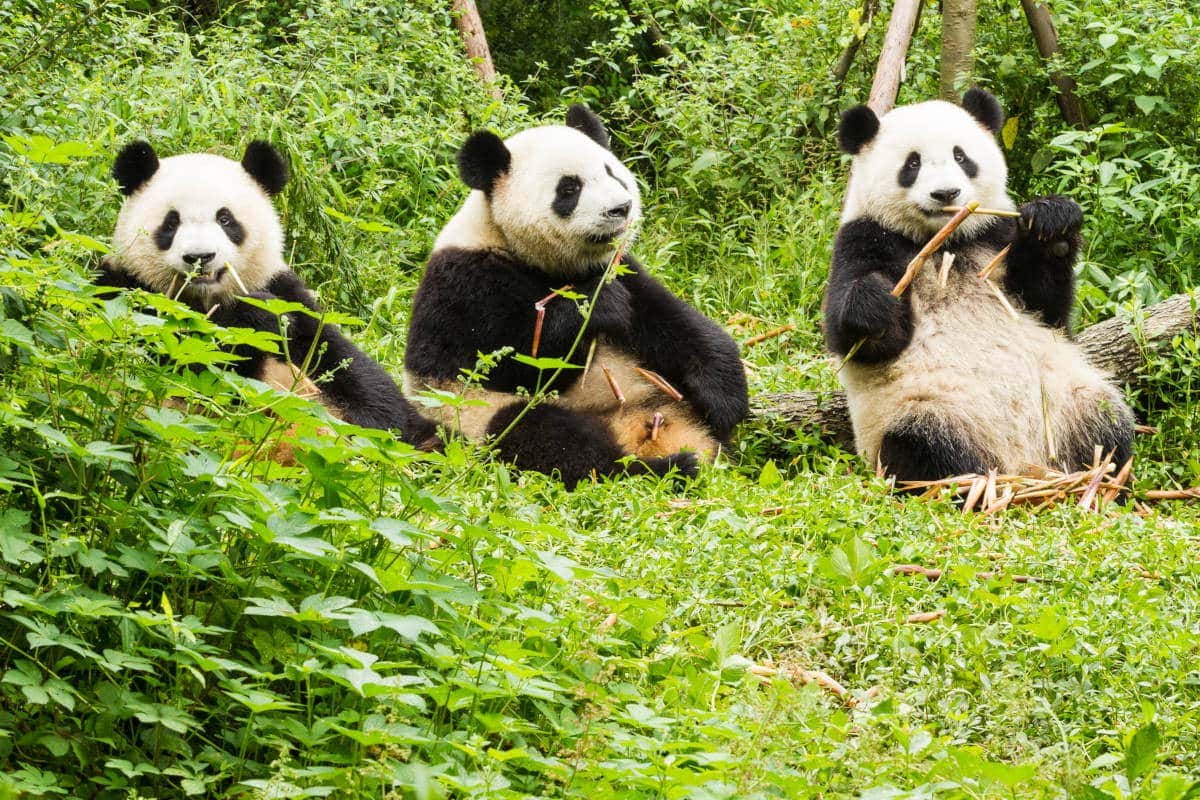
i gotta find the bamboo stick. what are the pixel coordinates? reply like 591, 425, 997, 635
891, 201, 979, 297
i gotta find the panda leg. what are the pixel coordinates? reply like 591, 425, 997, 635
878, 413, 992, 486
485, 401, 698, 489
1052, 387, 1134, 472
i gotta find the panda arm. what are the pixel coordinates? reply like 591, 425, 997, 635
1003, 196, 1081, 331
94, 261, 150, 294
405, 248, 630, 393
265, 269, 323, 313
617, 257, 749, 440
824, 218, 917, 363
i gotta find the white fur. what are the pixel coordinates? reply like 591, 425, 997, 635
434, 125, 641, 274
841, 101, 1014, 242
110, 153, 285, 304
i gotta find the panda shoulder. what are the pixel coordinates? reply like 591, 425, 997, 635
94, 259, 146, 294
264, 269, 322, 311
834, 216, 916, 258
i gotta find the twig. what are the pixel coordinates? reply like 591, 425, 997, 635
905, 610, 946, 624
1143, 487, 1200, 501
985, 278, 1020, 318
977, 243, 1011, 280
226, 261, 250, 294
744, 323, 796, 347
937, 251, 955, 288
634, 367, 683, 401
531, 285, 571, 358
944, 205, 1020, 218
602, 365, 626, 404
892, 201, 979, 297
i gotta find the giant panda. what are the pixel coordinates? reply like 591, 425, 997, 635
98, 140, 435, 446
404, 104, 749, 487
824, 88, 1133, 483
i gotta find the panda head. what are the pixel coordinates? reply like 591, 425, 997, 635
452, 104, 642, 275
109, 140, 289, 303
838, 88, 1013, 241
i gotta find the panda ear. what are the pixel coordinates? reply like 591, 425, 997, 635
962, 88, 1004, 134
242, 141, 289, 196
457, 130, 511, 192
565, 103, 610, 149
112, 141, 159, 196
837, 105, 880, 155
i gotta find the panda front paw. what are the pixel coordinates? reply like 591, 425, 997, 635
586, 278, 633, 337
1018, 196, 1082, 249
829, 272, 913, 363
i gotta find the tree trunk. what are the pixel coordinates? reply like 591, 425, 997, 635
619, 0, 673, 60
451, 0, 503, 101
832, 0, 881, 87
939, 0, 979, 99
1019, 0, 1087, 127
867, 0, 923, 115
753, 293, 1200, 449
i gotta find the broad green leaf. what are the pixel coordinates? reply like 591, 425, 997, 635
1125, 722, 1160, 783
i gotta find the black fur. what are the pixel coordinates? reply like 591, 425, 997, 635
241, 141, 289, 196
457, 131, 511, 193
112, 141, 159, 196
485, 402, 697, 488
953, 146, 979, 179
154, 210, 180, 250
406, 250, 748, 443
961, 88, 1004, 133
1004, 195, 1082, 330
878, 415, 993, 483
838, 105, 880, 155
565, 104, 610, 149
1057, 402, 1134, 473
94, 262, 434, 446
897, 152, 921, 188
552, 175, 583, 218
217, 207, 246, 245
823, 218, 919, 364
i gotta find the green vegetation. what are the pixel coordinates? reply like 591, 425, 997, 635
1, 0, 1199, 797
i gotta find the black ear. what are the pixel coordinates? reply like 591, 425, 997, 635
565, 103, 609, 149
242, 141, 289, 196
838, 105, 880, 155
457, 130, 511, 192
112, 141, 159, 196
962, 88, 1004, 134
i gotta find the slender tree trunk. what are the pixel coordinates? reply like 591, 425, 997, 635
451, 0, 503, 101
1019, 0, 1087, 126
832, 0, 881, 87
867, 0, 922, 115
619, 0, 673, 60
939, 0, 979, 99
753, 293, 1200, 449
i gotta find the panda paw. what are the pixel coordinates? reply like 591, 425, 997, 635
1018, 196, 1082, 245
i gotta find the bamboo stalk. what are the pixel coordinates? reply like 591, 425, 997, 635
1144, 487, 1200, 501
891, 202, 979, 297
602, 365, 626, 404
634, 367, 683, 401
985, 278, 1020, 318
943, 205, 1020, 218
937, 251, 956, 288
744, 323, 796, 347
977, 243, 1012, 280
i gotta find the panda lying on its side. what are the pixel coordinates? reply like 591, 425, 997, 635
98, 140, 435, 446
405, 105, 749, 487
824, 88, 1133, 483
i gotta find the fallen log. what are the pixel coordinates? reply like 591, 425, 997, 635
752, 292, 1199, 450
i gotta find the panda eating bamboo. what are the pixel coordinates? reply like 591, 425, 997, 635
97, 139, 435, 446
404, 105, 749, 487
824, 88, 1133, 483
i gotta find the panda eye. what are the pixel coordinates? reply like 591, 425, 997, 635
953, 148, 966, 164
216, 208, 234, 226
557, 176, 582, 196
906, 155, 921, 170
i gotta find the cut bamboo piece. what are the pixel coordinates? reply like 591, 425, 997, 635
938, 251, 956, 288
744, 323, 796, 347
943, 205, 1020, 218
601, 365, 626, 404
977, 243, 1011, 280
985, 279, 1020, 318
634, 367, 683, 401
892, 201, 979, 297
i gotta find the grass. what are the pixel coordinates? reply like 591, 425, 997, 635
1, 0, 1200, 797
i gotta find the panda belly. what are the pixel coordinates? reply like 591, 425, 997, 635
841, 252, 1108, 473
406, 342, 719, 459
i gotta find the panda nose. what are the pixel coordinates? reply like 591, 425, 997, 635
182, 251, 216, 267
930, 188, 961, 204
605, 201, 632, 219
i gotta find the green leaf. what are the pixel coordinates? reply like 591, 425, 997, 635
1134, 95, 1160, 114
1001, 116, 1020, 150
1125, 721, 1160, 783
758, 459, 782, 487
1099, 33, 1119, 49
511, 354, 582, 370
0, 510, 41, 565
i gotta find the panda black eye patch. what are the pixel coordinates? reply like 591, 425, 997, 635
898, 152, 922, 188
953, 146, 979, 179
216, 206, 246, 245
604, 163, 628, 190
552, 175, 584, 218
154, 210, 180, 250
